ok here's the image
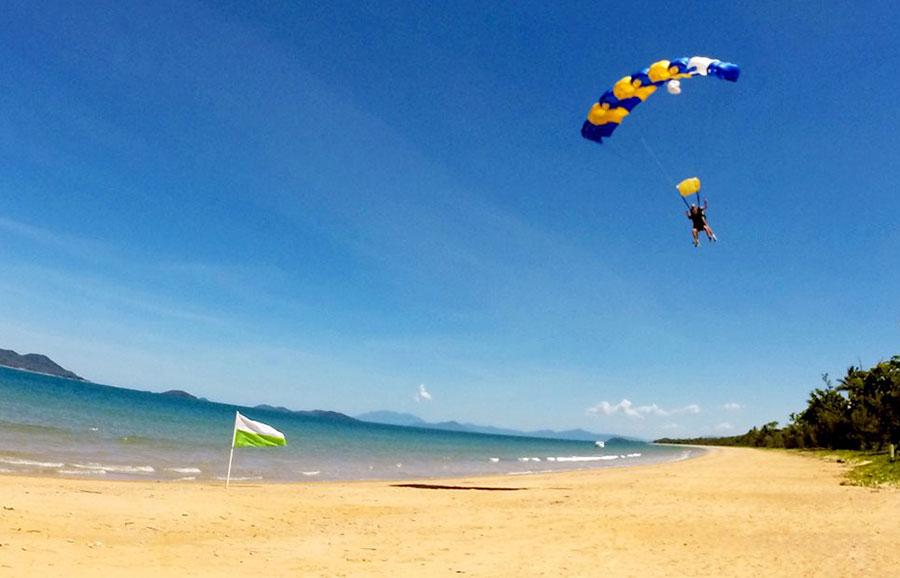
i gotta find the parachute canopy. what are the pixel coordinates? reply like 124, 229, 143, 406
581, 57, 740, 144
676, 177, 701, 197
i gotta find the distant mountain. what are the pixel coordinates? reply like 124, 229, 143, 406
160, 390, 198, 399
254, 404, 359, 422
356, 410, 426, 427
0, 348, 85, 381
356, 410, 637, 442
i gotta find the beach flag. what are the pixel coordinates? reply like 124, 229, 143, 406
234, 412, 287, 447
226, 411, 286, 488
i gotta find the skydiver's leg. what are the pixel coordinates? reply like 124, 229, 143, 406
700, 218, 714, 240
692, 228, 699, 247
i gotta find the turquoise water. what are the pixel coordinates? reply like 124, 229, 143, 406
0, 366, 701, 482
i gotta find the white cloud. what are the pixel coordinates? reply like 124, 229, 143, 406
414, 383, 432, 402
586, 399, 701, 420
723, 403, 741, 411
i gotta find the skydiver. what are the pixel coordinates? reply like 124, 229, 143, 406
687, 201, 717, 247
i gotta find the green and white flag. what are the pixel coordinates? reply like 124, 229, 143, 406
233, 411, 287, 447
226, 411, 286, 488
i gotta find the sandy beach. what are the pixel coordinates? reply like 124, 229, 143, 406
1, 447, 897, 577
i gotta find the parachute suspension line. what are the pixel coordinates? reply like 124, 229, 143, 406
639, 137, 674, 183
601, 142, 643, 172
639, 137, 690, 209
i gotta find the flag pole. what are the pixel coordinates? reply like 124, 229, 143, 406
226, 411, 238, 489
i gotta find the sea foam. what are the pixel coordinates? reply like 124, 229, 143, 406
70, 463, 156, 474
0, 456, 65, 469
168, 467, 202, 474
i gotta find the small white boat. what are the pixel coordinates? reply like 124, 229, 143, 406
594, 440, 605, 448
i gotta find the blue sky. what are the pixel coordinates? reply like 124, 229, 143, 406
1, 1, 898, 439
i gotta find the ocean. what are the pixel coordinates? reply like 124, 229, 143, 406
0, 366, 702, 482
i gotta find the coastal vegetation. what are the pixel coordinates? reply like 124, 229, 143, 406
811, 449, 900, 487
656, 355, 900, 486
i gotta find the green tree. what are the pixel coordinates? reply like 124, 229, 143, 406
796, 377, 852, 449
654, 357, 900, 451
839, 356, 900, 450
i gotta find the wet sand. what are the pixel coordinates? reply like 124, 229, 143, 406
1, 447, 897, 577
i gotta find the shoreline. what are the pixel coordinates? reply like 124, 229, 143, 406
0, 441, 703, 484
0, 448, 699, 485
0, 438, 697, 484
0, 443, 703, 485
3, 446, 898, 577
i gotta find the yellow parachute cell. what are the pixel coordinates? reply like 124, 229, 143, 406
588, 102, 629, 126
